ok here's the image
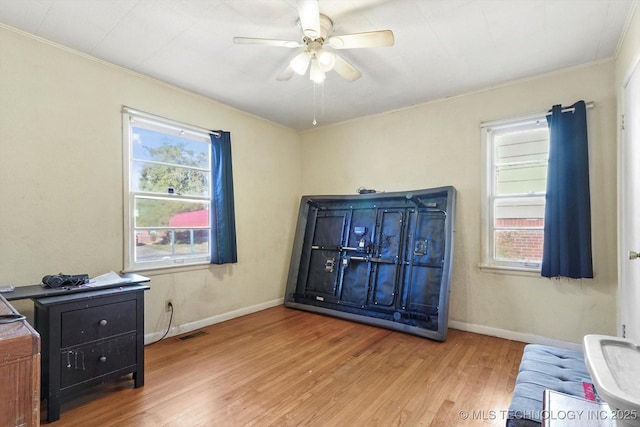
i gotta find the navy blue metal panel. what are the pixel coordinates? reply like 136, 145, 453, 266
285, 187, 456, 341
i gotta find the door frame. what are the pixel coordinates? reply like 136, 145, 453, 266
617, 53, 640, 340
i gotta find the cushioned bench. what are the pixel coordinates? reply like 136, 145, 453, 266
506, 344, 595, 427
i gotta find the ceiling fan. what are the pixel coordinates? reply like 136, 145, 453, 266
233, 0, 394, 83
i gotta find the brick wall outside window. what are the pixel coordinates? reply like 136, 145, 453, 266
495, 218, 544, 261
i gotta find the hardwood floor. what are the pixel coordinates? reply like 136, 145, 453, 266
48, 306, 525, 426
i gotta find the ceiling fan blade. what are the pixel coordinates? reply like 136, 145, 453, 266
333, 54, 362, 82
328, 30, 394, 49
233, 37, 302, 48
276, 65, 295, 81
297, 0, 321, 39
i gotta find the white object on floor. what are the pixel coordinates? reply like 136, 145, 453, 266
583, 334, 640, 426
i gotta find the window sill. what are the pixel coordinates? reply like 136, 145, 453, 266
478, 264, 541, 277
123, 262, 213, 276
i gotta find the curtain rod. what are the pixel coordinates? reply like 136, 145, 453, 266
481, 101, 595, 129
545, 101, 594, 116
122, 106, 221, 137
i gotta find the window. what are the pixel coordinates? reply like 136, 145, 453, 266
123, 108, 213, 270
481, 115, 549, 271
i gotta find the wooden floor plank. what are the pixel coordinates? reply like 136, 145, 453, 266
49, 306, 525, 426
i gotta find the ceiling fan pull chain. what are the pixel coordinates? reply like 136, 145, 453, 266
313, 82, 317, 126
321, 81, 325, 116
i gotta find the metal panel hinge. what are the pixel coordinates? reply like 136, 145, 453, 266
621, 114, 625, 130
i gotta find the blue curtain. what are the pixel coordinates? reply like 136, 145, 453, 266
210, 131, 238, 264
541, 101, 593, 278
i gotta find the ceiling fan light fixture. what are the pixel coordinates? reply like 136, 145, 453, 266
290, 51, 311, 75
309, 59, 325, 83
316, 50, 336, 72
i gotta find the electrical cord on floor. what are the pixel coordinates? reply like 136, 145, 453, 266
147, 302, 173, 345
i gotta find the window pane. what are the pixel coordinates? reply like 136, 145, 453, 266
496, 162, 547, 194
495, 126, 549, 195
132, 161, 210, 197
132, 127, 209, 168
494, 229, 543, 263
135, 198, 209, 228
494, 196, 544, 263
494, 197, 545, 228
135, 229, 209, 263
496, 128, 549, 163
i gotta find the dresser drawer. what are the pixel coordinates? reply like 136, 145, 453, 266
60, 333, 136, 389
61, 299, 136, 347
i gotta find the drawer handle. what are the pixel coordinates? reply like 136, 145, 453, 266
99, 319, 108, 326
99, 356, 107, 363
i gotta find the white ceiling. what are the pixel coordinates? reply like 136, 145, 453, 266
0, 0, 635, 131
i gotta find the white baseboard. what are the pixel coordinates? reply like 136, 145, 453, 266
448, 320, 583, 351
146, 305, 583, 351
145, 298, 284, 345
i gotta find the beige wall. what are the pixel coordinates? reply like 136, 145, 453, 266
299, 61, 619, 344
0, 26, 301, 340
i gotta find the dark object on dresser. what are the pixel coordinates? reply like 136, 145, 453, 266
41, 273, 89, 288
34, 284, 149, 422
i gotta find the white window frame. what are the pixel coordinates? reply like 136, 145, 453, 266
480, 113, 549, 274
122, 107, 213, 272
